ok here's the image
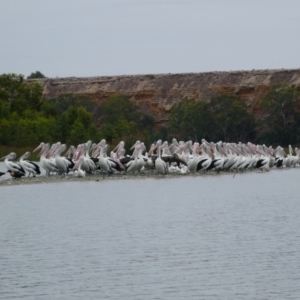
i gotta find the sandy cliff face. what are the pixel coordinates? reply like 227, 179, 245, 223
29, 69, 300, 126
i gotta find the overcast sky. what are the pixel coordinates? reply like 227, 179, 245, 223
1, 0, 299, 78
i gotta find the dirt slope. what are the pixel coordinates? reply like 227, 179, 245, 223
28, 69, 300, 126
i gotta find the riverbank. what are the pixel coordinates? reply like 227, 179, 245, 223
0, 171, 202, 186
0, 167, 290, 187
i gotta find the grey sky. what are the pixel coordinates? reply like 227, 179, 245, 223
1, 0, 299, 78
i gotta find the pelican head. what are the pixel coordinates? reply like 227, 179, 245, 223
33, 142, 45, 153
0, 152, 17, 161
20, 152, 31, 160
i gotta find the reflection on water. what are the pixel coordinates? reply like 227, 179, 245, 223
1, 169, 300, 299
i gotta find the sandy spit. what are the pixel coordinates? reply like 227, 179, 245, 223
0, 171, 211, 187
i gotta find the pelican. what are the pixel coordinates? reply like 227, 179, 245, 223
293, 147, 300, 167
125, 150, 139, 174
187, 142, 201, 172
180, 165, 190, 174
155, 140, 167, 174
126, 143, 145, 174
73, 144, 96, 174
168, 164, 189, 174
19, 152, 41, 177
144, 143, 156, 169
0, 152, 26, 175
111, 141, 128, 165
210, 142, 227, 173
136, 143, 147, 173
73, 155, 86, 178
97, 143, 123, 174
255, 157, 270, 172
196, 144, 212, 173
34, 143, 59, 176
273, 147, 285, 168
54, 144, 73, 174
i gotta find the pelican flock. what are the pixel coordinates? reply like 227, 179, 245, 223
1, 139, 300, 180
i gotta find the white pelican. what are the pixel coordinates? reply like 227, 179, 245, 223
73, 155, 86, 178
73, 144, 96, 174
0, 152, 26, 175
125, 143, 145, 174
126, 151, 139, 174
54, 144, 73, 174
187, 142, 201, 172
255, 158, 270, 172
34, 143, 59, 176
196, 144, 212, 173
97, 143, 123, 174
273, 147, 285, 168
155, 140, 167, 174
19, 152, 41, 177
144, 143, 156, 169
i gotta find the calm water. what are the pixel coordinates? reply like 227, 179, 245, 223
1, 168, 300, 299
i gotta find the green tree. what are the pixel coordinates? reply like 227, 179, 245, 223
27, 71, 46, 79
64, 106, 79, 126
98, 94, 154, 145
67, 120, 89, 145
62, 106, 100, 145
22, 82, 44, 111
261, 83, 299, 128
0, 74, 106, 147
0, 73, 44, 112
0, 73, 24, 106
0, 100, 10, 119
170, 98, 212, 141
208, 95, 255, 142
99, 94, 154, 128
40, 99, 59, 117
100, 95, 140, 125
76, 106, 93, 128
10, 98, 30, 115
0, 118, 11, 144
51, 93, 98, 119
259, 83, 300, 145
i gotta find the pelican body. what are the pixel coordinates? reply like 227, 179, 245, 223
0, 152, 26, 176
19, 152, 41, 177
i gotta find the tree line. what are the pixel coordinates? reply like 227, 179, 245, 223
0, 74, 155, 151
1, 73, 300, 150
169, 83, 300, 146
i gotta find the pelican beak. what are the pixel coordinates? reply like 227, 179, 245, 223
113, 142, 121, 152
116, 147, 123, 158
73, 160, 80, 170
64, 148, 72, 157
148, 146, 156, 156
130, 141, 140, 150
116, 159, 125, 170
33, 144, 43, 152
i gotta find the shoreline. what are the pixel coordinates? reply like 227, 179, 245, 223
0, 168, 286, 187
0, 172, 201, 186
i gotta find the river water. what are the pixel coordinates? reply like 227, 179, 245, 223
1, 167, 300, 299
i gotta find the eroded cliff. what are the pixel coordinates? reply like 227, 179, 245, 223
28, 69, 300, 126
